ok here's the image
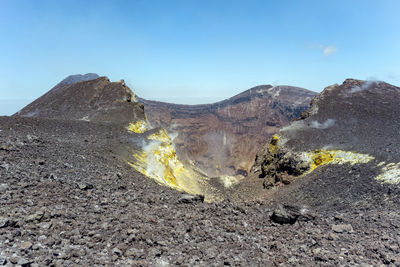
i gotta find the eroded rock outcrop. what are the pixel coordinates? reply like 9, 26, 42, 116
251, 79, 400, 211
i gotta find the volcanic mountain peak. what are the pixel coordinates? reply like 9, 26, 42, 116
55, 73, 100, 87
15, 76, 145, 125
250, 78, 400, 210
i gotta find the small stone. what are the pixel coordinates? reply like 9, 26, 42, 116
38, 222, 52, 230
20, 241, 33, 250
43, 237, 55, 247
0, 183, 9, 192
127, 229, 138, 235
314, 255, 328, 262
113, 248, 122, 256
0, 256, 7, 265
10, 257, 18, 264
332, 224, 354, 233
270, 206, 297, 224
270, 204, 315, 224
92, 233, 102, 242
312, 248, 321, 254
178, 194, 204, 204
78, 183, 93, 190
19, 182, 29, 188
175, 256, 184, 265
328, 233, 339, 240
35, 159, 45, 165
0, 145, 10, 151
48, 173, 56, 179
157, 240, 168, 246
26, 134, 39, 142
26, 210, 45, 223
18, 258, 33, 267
0, 217, 10, 228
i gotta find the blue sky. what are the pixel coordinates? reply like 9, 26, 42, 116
0, 0, 399, 115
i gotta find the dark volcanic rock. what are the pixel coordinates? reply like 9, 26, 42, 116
178, 194, 205, 204
1, 78, 400, 266
140, 85, 316, 176
251, 79, 400, 213
270, 204, 315, 224
15, 76, 145, 125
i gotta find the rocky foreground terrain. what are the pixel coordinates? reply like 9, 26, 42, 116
1, 116, 400, 267
1, 76, 400, 266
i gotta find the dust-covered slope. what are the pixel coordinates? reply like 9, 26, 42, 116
250, 79, 400, 212
140, 85, 316, 177
15, 77, 145, 125
1, 116, 400, 266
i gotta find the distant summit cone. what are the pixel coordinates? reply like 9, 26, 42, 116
55, 73, 100, 87
15, 75, 145, 125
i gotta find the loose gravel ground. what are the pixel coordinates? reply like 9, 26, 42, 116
1, 116, 399, 266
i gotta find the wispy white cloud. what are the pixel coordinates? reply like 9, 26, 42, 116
322, 45, 337, 56
308, 43, 338, 56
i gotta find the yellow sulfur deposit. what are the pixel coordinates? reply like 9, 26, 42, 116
376, 162, 400, 184
309, 150, 335, 170
305, 149, 374, 172
129, 128, 205, 196
127, 120, 150, 134
268, 134, 281, 154
219, 175, 240, 188
148, 129, 171, 143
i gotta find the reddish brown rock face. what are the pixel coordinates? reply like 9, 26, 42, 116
15, 77, 146, 125
140, 85, 316, 177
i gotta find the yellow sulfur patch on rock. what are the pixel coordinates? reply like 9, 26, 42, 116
304, 149, 374, 172
309, 150, 336, 170
268, 134, 281, 154
148, 129, 171, 143
127, 120, 150, 134
219, 175, 240, 188
376, 162, 400, 184
129, 128, 205, 196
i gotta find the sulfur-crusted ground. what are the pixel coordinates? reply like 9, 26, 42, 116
1, 116, 400, 266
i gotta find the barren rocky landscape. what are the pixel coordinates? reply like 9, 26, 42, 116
1, 76, 400, 266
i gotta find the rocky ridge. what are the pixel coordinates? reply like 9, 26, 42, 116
16, 77, 145, 125
250, 79, 400, 212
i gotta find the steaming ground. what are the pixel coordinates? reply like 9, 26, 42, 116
1, 116, 400, 266
127, 124, 243, 202
2, 77, 400, 265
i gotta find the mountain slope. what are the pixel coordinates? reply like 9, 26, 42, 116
54, 73, 100, 87
15, 77, 145, 125
250, 79, 400, 212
